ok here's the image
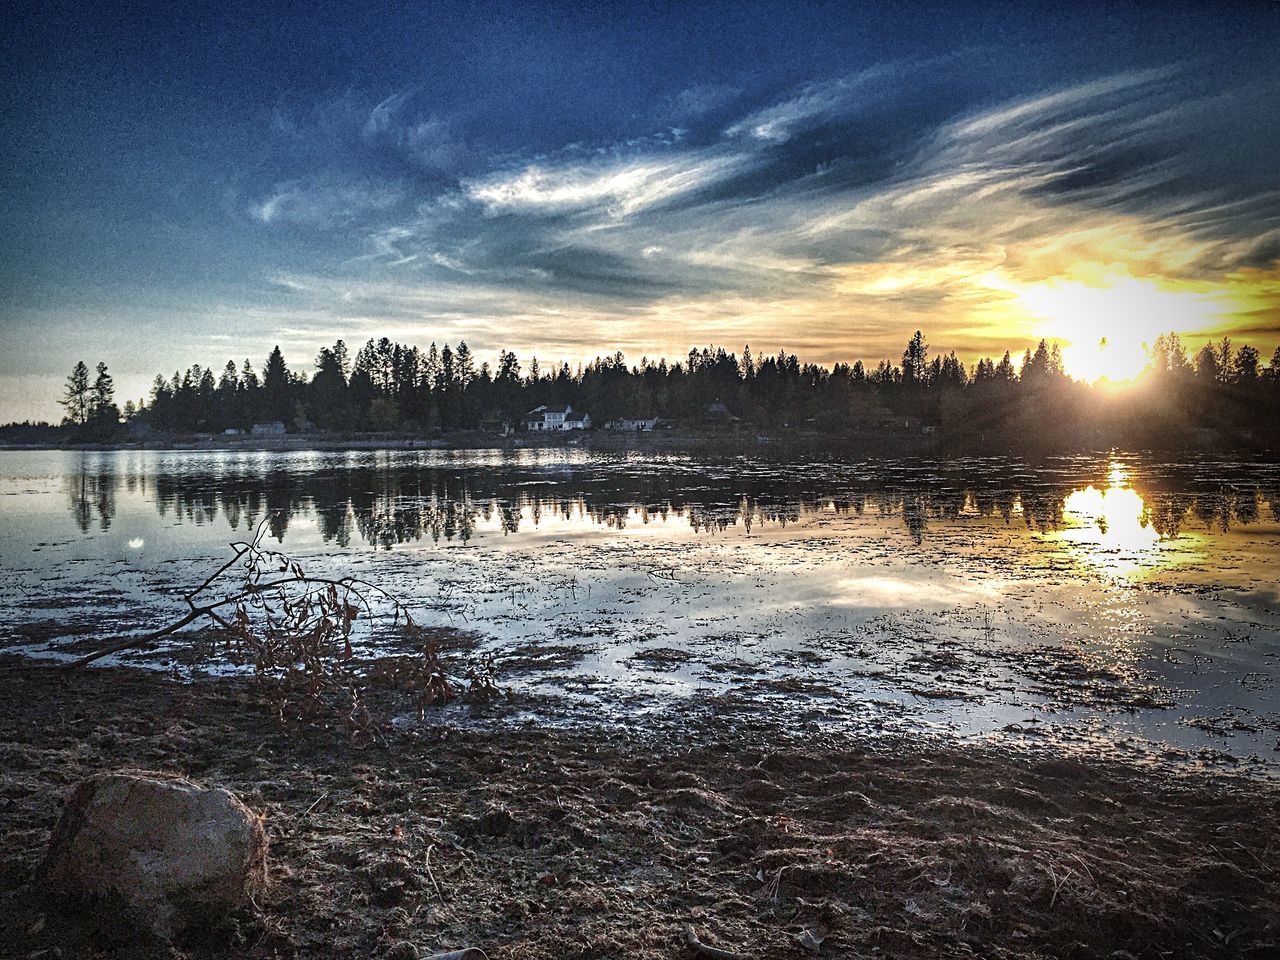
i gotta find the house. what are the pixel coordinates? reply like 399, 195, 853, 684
563, 409, 592, 430
523, 405, 591, 431
250, 421, 287, 436
606, 417, 660, 432
480, 414, 513, 435
703, 401, 744, 427
851, 401, 923, 433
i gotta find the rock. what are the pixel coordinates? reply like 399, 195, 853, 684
42, 771, 267, 938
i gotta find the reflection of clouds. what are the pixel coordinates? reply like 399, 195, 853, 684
833, 573, 1009, 608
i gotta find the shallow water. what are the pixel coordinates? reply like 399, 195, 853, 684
3, 447, 1279, 769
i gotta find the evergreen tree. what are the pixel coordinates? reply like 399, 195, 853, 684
902, 331, 928, 386
89, 362, 119, 426
61, 361, 91, 426
262, 346, 291, 422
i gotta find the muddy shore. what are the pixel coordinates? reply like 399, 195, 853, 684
1, 657, 1276, 960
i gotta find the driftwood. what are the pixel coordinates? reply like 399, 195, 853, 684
684, 925, 740, 960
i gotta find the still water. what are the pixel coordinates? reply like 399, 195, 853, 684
3, 448, 1279, 769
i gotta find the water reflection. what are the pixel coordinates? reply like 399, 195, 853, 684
1059, 464, 1164, 576
55, 451, 1280, 563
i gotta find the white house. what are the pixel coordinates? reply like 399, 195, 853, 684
563, 409, 591, 430
524, 404, 591, 431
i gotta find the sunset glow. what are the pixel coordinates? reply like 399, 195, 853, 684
2, 4, 1278, 421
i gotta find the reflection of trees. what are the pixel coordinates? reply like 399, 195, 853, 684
65, 457, 116, 533
68, 456, 1280, 547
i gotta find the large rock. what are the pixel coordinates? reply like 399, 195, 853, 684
43, 771, 267, 938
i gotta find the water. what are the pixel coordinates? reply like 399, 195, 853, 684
3, 447, 1278, 769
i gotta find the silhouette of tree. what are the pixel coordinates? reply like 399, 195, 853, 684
88, 362, 119, 428
262, 346, 291, 422
61, 361, 91, 426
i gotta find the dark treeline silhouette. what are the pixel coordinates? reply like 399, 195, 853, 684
25, 331, 1280, 450
63, 452, 1280, 548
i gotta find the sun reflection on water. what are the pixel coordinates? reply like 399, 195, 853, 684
1058, 462, 1166, 576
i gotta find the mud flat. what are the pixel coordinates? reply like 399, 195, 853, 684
1, 657, 1276, 960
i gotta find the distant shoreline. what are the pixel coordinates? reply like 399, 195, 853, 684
0, 429, 1271, 458
0, 429, 951, 455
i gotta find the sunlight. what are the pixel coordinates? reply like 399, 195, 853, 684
1013, 273, 1231, 383
1058, 463, 1162, 576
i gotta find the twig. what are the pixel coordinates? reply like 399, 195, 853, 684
298, 791, 330, 823
684, 925, 740, 960
424, 842, 445, 903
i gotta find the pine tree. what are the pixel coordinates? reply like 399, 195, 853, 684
61, 361, 91, 426
90, 362, 118, 425
902, 331, 928, 386
263, 346, 290, 422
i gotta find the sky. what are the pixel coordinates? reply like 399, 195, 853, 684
2, 0, 1279, 421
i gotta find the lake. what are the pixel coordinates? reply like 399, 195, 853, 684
3, 447, 1278, 771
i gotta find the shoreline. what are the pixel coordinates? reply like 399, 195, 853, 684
1, 657, 1277, 959
4, 431, 938, 455
0, 433, 1271, 458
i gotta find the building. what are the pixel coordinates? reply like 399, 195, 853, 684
523, 404, 591, 431
563, 409, 592, 430
250, 421, 287, 436
605, 417, 660, 432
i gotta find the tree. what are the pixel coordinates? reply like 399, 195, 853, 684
1233, 345, 1260, 383
61, 361, 91, 426
262, 346, 291, 422
1194, 342, 1219, 384
454, 341, 475, 388
311, 343, 352, 430
902, 331, 928, 386
90, 362, 119, 426
91, 362, 115, 412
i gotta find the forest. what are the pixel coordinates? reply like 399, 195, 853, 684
23, 331, 1280, 450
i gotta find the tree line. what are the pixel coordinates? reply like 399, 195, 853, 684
50, 331, 1280, 449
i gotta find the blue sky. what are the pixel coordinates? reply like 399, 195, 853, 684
3, 1, 1279, 419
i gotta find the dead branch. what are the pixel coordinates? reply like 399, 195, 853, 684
684, 924, 740, 960
62, 515, 498, 728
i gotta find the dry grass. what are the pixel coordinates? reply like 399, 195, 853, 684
1, 658, 1276, 959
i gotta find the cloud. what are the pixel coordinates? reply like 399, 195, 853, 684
250, 177, 406, 227
722, 65, 906, 143
463, 152, 743, 217
667, 83, 741, 121
238, 65, 1279, 376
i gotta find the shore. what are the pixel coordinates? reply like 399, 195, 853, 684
0, 429, 944, 456
1, 657, 1276, 959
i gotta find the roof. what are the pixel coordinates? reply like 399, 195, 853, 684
524, 404, 574, 418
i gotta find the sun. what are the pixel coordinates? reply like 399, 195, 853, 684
995, 270, 1236, 383
1061, 334, 1152, 384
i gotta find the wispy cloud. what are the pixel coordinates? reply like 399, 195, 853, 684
464, 152, 743, 217
241, 64, 1280, 371
724, 68, 895, 143
250, 177, 405, 227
